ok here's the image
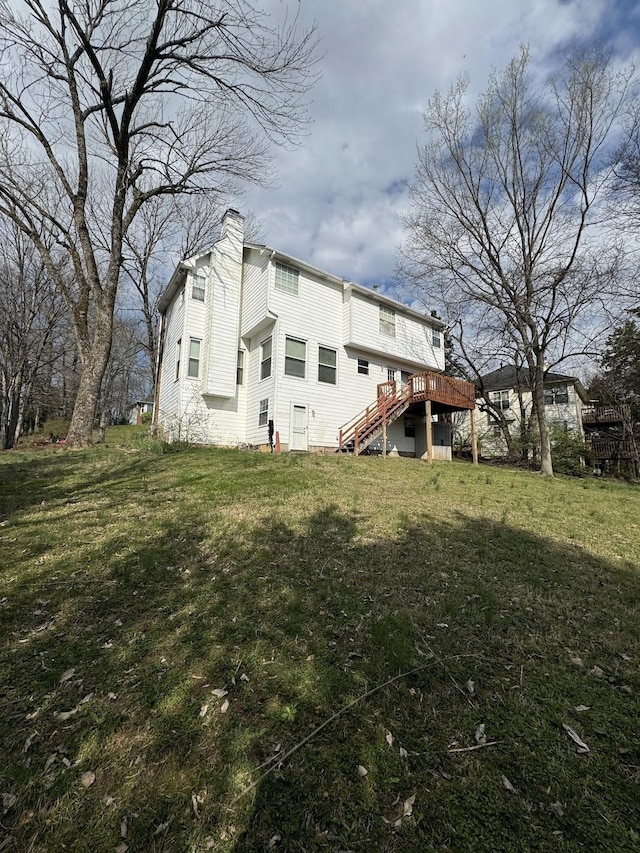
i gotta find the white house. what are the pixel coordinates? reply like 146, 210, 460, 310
154, 209, 472, 456
455, 365, 588, 458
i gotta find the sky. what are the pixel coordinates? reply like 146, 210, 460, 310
242, 0, 640, 297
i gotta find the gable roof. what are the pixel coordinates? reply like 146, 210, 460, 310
478, 365, 588, 401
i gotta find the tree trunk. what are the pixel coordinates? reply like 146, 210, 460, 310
533, 361, 554, 476
66, 307, 114, 448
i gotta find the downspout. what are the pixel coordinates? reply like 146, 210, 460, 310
268, 250, 279, 450
152, 312, 167, 432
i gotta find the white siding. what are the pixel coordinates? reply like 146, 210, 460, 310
344, 290, 444, 371
240, 249, 270, 337
156, 288, 186, 437
203, 221, 243, 398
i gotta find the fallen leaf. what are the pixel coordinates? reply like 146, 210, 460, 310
23, 732, 37, 753
80, 771, 96, 788
220, 699, 229, 713
57, 706, 79, 721
115, 844, 128, 853
589, 665, 605, 679
501, 775, 516, 794
399, 747, 408, 759
154, 820, 171, 835
268, 834, 281, 848
403, 793, 416, 817
105, 796, 116, 807
211, 688, 228, 698
551, 801, 565, 818
199, 704, 209, 718
466, 678, 476, 696
120, 817, 127, 838
474, 723, 487, 745
620, 653, 632, 661
240, 673, 250, 682
357, 765, 368, 777
2, 793, 17, 814
44, 754, 57, 774
114, 619, 123, 627
574, 705, 590, 712
385, 731, 394, 747
59, 668, 76, 683
108, 693, 118, 700
562, 724, 589, 753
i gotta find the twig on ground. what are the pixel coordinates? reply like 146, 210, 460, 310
447, 741, 500, 753
230, 652, 479, 806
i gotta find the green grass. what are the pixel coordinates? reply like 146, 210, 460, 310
1, 428, 639, 851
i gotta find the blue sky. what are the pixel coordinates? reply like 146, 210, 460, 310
243, 0, 640, 296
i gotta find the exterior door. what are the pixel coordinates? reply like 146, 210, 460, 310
291, 404, 308, 451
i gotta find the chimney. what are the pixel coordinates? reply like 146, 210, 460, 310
220, 208, 244, 244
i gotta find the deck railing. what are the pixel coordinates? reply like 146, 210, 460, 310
589, 439, 636, 459
582, 405, 632, 424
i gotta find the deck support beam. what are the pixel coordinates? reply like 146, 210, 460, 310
422, 400, 433, 463
470, 408, 478, 465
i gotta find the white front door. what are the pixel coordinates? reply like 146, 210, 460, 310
291, 404, 308, 451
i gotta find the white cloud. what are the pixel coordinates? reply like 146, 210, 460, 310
244, 0, 637, 289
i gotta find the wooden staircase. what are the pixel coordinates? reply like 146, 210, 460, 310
338, 371, 476, 455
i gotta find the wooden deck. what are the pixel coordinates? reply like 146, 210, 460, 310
338, 371, 475, 454
589, 439, 636, 460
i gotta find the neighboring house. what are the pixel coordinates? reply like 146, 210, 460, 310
129, 400, 154, 425
153, 209, 473, 456
456, 365, 588, 458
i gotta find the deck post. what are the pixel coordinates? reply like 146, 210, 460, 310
470, 407, 478, 465
382, 418, 387, 457
424, 400, 433, 463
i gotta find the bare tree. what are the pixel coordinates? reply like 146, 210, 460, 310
0, 220, 66, 448
0, 0, 318, 447
401, 46, 637, 475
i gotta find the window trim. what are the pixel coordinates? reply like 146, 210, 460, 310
379, 305, 396, 337
236, 349, 245, 386
284, 336, 306, 379
191, 274, 206, 302
318, 345, 337, 385
432, 328, 441, 348
258, 398, 269, 426
260, 336, 272, 381
175, 338, 181, 381
187, 337, 201, 379
544, 384, 569, 406
357, 358, 369, 376
274, 261, 299, 296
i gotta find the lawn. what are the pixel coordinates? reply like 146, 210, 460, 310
1, 429, 639, 852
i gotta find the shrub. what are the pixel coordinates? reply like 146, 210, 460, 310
41, 418, 71, 442
550, 425, 591, 476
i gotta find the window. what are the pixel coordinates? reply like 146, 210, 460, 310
187, 338, 201, 378
379, 305, 396, 337
544, 384, 569, 406
357, 358, 369, 375
236, 349, 244, 385
387, 367, 396, 382
275, 262, 299, 295
192, 275, 205, 302
492, 424, 502, 437
175, 338, 181, 380
260, 337, 272, 380
490, 390, 510, 410
404, 417, 415, 438
258, 398, 269, 426
432, 328, 441, 348
318, 346, 337, 384
285, 337, 306, 378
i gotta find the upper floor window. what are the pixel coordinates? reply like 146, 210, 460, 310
275, 262, 299, 296
380, 305, 396, 337
260, 337, 272, 380
236, 349, 245, 385
192, 275, 205, 302
432, 328, 441, 348
175, 338, 181, 380
357, 358, 369, 375
318, 346, 337, 384
187, 338, 201, 379
490, 390, 510, 410
544, 384, 569, 406
285, 337, 306, 378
